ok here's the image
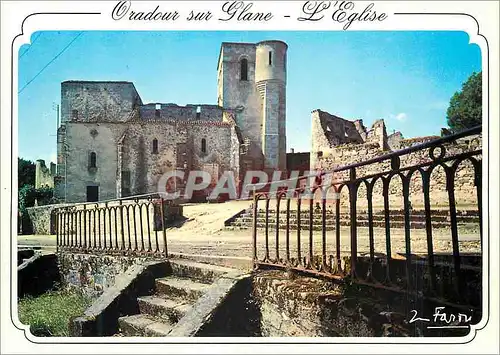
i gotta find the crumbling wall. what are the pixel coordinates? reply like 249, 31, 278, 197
387, 131, 404, 150
366, 119, 389, 150
58, 253, 154, 297
35, 159, 55, 189
139, 104, 223, 121
26, 203, 69, 235
310, 110, 366, 169
252, 269, 480, 337
310, 109, 481, 209
314, 136, 481, 209
61, 81, 142, 123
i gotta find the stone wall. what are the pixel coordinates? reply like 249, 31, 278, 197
56, 119, 240, 202
139, 103, 223, 121
58, 252, 158, 297
310, 109, 481, 209
252, 269, 480, 337
35, 159, 55, 189
315, 137, 480, 209
26, 203, 70, 235
61, 81, 142, 123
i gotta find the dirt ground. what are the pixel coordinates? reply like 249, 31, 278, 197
18, 200, 481, 259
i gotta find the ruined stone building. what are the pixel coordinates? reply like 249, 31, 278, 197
52, 40, 288, 203
35, 159, 56, 189
310, 109, 481, 209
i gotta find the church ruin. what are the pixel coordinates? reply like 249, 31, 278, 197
52, 40, 288, 203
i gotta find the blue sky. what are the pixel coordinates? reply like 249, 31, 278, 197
18, 31, 481, 164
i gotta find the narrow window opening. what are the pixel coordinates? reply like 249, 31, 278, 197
121, 171, 131, 197
152, 138, 158, 154
72, 109, 78, 120
201, 138, 207, 154
89, 152, 97, 168
240, 58, 248, 81
268, 51, 272, 66
196, 106, 201, 119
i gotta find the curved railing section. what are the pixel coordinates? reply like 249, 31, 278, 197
252, 126, 482, 308
54, 193, 171, 258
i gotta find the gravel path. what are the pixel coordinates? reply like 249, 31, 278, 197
18, 200, 481, 259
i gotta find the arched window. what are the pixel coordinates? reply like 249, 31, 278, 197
201, 138, 207, 154
89, 152, 97, 168
240, 58, 248, 81
152, 139, 158, 154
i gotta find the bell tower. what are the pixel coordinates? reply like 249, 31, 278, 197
217, 40, 288, 172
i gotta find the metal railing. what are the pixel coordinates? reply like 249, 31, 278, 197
54, 194, 172, 257
252, 126, 482, 307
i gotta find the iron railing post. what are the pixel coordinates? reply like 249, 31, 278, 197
252, 193, 258, 262
160, 198, 168, 258
349, 167, 358, 278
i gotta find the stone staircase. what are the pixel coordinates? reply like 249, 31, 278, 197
226, 208, 480, 231
117, 260, 236, 336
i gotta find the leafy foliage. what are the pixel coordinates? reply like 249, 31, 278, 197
18, 184, 55, 234
18, 185, 54, 211
446, 71, 482, 132
18, 158, 36, 188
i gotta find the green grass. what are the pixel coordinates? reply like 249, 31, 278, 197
18, 290, 91, 336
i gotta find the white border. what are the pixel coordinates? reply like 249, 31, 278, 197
1, 1, 498, 354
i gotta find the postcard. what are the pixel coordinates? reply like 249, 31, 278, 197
1, 1, 498, 354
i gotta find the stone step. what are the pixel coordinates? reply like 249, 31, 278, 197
155, 277, 212, 302
169, 259, 238, 283
228, 220, 479, 231
235, 216, 478, 225
242, 213, 479, 223
255, 209, 480, 217
118, 314, 174, 337
137, 295, 191, 323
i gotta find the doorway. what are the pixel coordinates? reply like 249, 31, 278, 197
86, 186, 99, 202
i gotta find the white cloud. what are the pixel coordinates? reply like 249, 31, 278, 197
389, 112, 407, 122
396, 113, 407, 121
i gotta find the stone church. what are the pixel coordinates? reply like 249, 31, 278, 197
54, 40, 288, 203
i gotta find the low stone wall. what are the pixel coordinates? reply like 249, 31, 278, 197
251, 269, 481, 337
58, 252, 166, 298
26, 203, 68, 235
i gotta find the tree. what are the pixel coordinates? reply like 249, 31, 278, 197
17, 158, 55, 234
18, 184, 55, 234
18, 158, 36, 188
446, 71, 482, 132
